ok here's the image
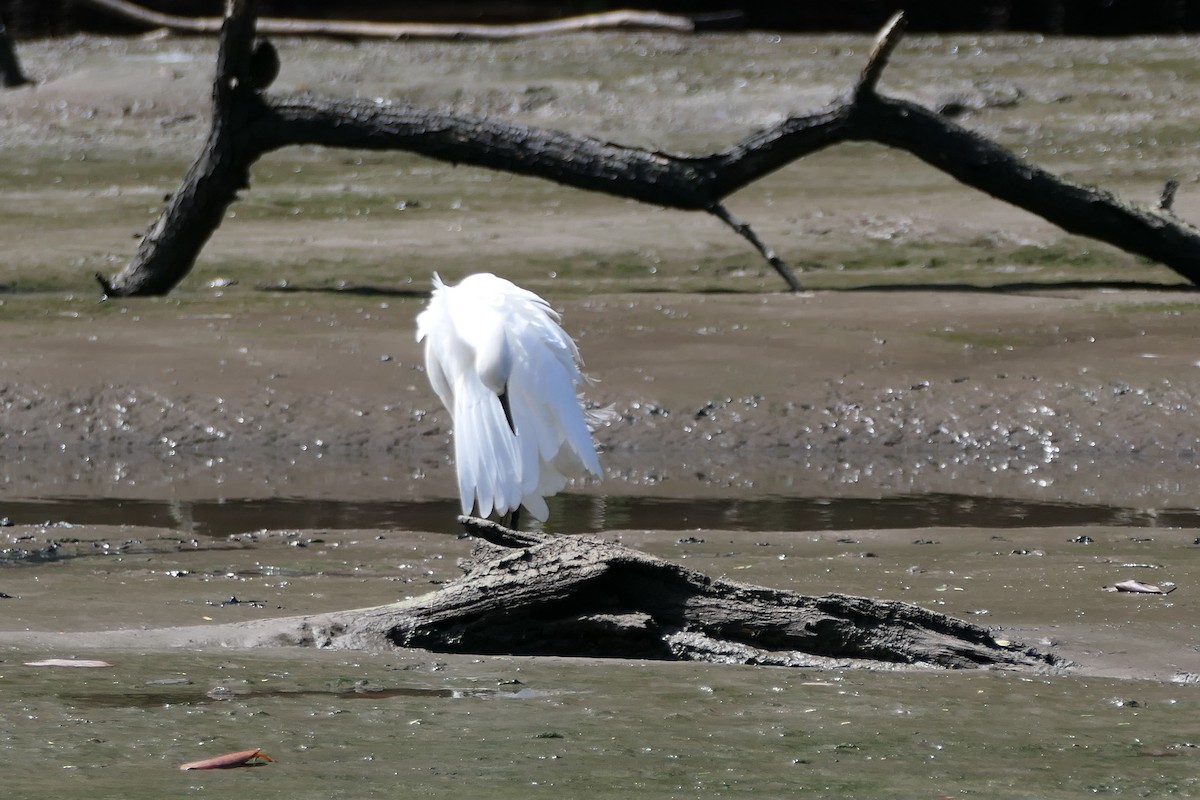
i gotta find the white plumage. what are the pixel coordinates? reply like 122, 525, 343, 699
415, 272, 601, 522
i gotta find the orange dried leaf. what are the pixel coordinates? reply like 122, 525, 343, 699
179, 749, 274, 771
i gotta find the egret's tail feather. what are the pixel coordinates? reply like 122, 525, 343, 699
453, 379, 523, 518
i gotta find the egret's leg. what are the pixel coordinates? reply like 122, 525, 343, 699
498, 389, 516, 433
497, 507, 522, 530
498, 388, 519, 530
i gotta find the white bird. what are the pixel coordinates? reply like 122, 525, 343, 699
415, 272, 601, 526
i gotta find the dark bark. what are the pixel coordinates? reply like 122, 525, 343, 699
0, 15, 31, 88
285, 517, 1057, 670
98, 0, 268, 297
850, 92, 1200, 283
97, 6, 1200, 296
262, 95, 720, 210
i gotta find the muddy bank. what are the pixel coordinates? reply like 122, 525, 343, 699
1, 287, 1196, 508
2, 519, 1198, 683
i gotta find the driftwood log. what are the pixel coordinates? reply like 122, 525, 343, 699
77, 0, 697, 40
97, 1, 1200, 297
0, 517, 1057, 670
0, 15, 30, 88
256, 518, 1053, 670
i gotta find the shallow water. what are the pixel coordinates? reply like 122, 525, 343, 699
4, 492, 1197, 537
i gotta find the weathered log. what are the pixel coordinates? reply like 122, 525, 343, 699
0, 517, 1060, 670
97, 5, 1200, 297
280, 517, 1054, 670
0, 15, 31, 88
77, 0, 695, 40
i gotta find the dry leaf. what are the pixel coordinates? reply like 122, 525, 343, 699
179, 749, 274, 770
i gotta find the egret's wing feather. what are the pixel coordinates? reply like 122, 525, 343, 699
519, 312, 602, 473
517, 340, 599, 473
416, 276, 457, 415
521, 492, 550, 523
502, 291, 602, 521
421, 338, 455, 417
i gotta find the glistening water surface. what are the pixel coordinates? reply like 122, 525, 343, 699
3, 492, 1197, 536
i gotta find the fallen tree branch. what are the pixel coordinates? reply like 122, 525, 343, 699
97, 2, 1200, 296
77, 0, 695, 40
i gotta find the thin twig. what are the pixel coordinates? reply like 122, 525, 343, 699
1159, 179, 1179, 214
457, 515, 549, 548
856, 11, 907, 99
707, 203, 804, 291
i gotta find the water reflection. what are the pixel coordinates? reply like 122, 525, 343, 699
1, 493, 1193, 537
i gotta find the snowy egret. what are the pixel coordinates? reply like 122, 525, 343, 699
415, 273, 601, 526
